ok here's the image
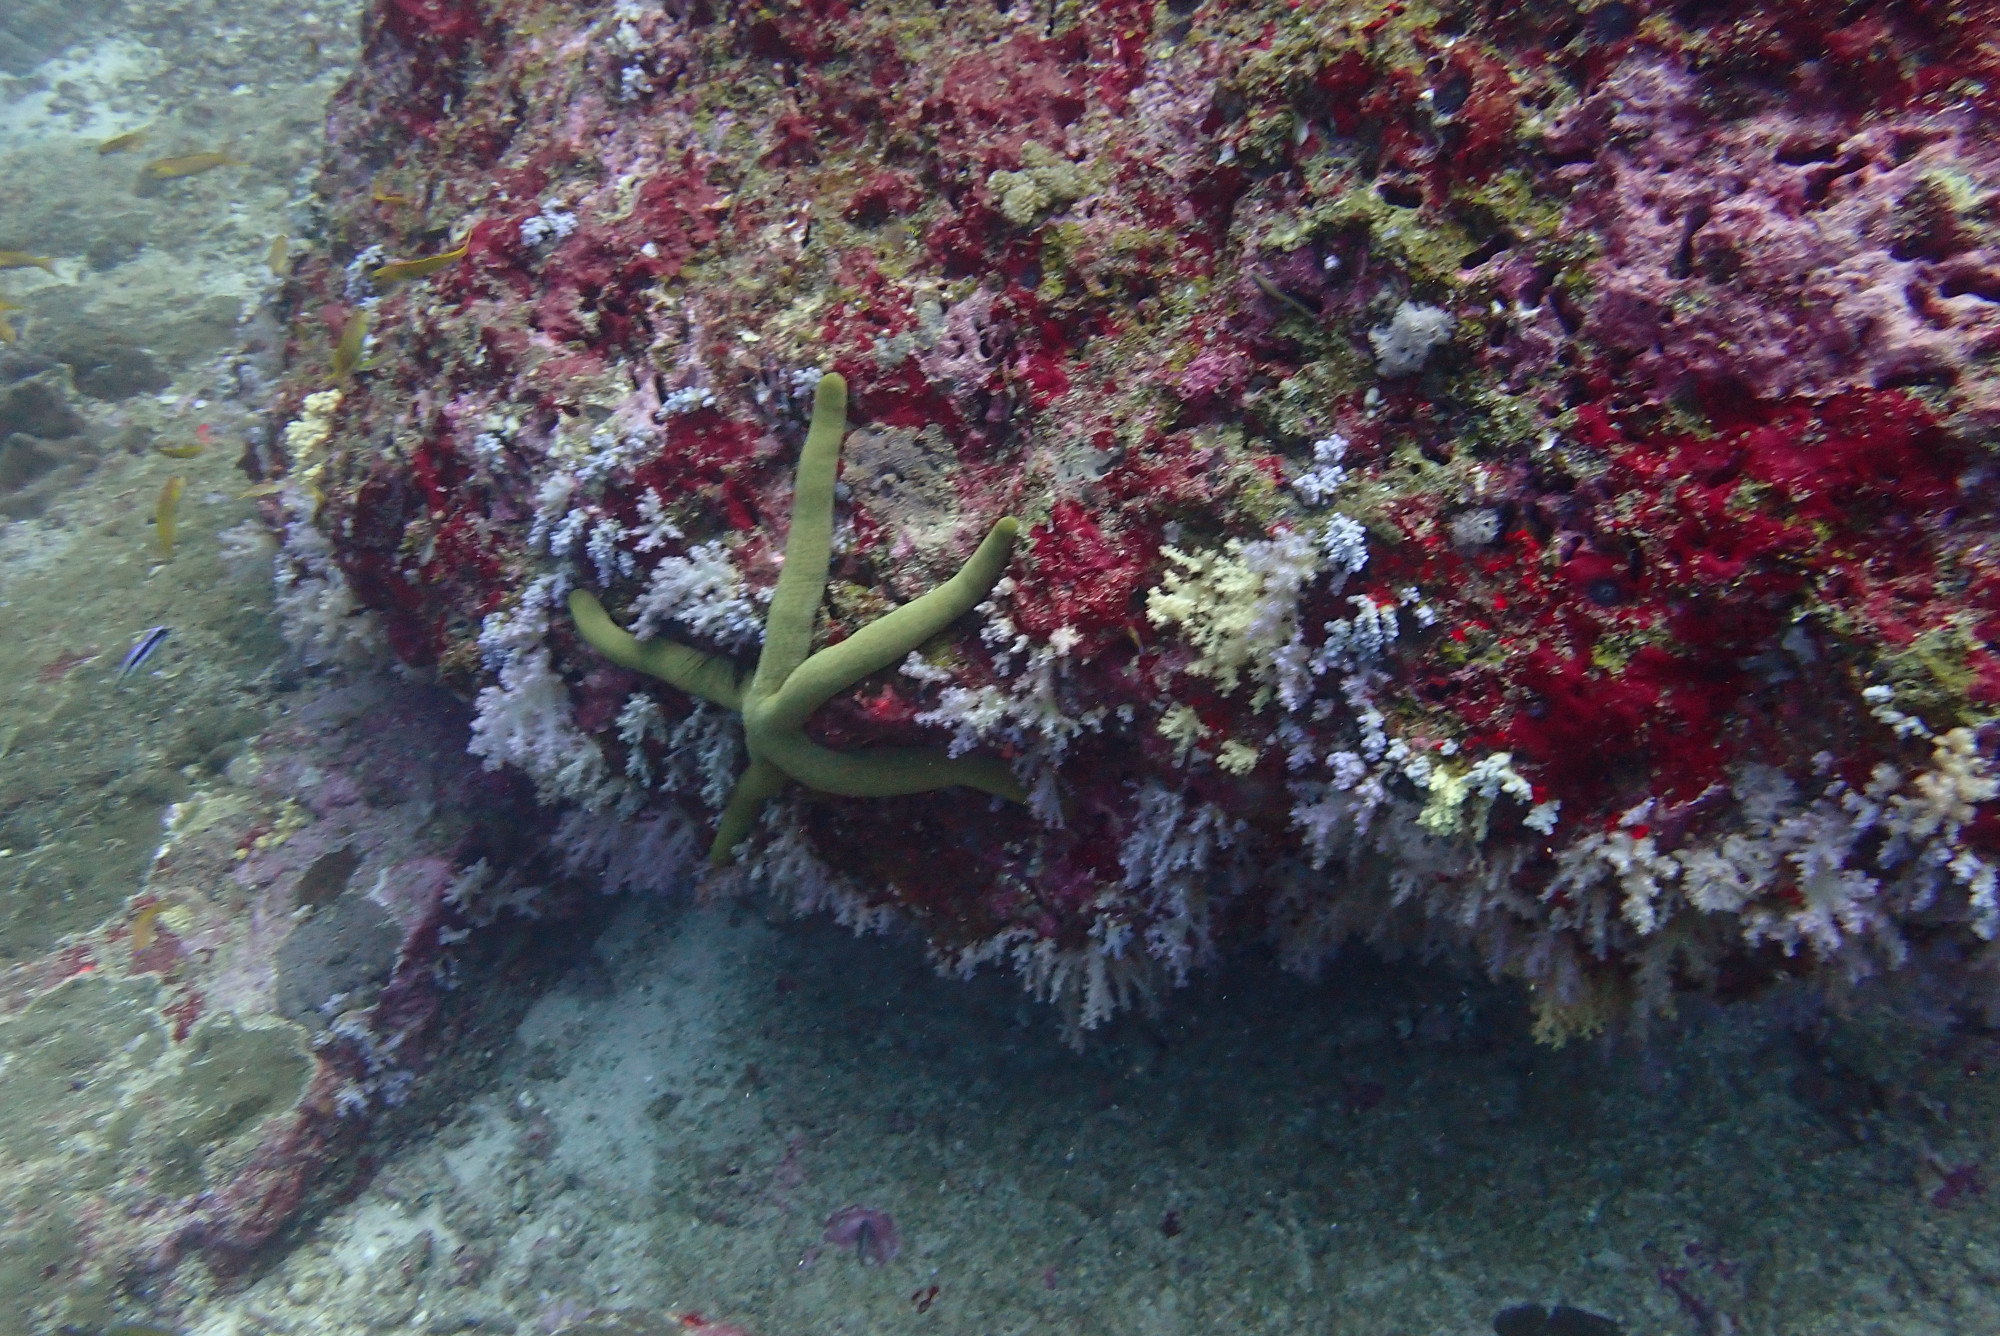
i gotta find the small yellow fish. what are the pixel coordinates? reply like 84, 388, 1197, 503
372, 185, 417, 209
156, 443, 204, 459
131, 902, 165, 952
372, 243, 468, 284
267, 234, 289, 275
155, 475, 186, 558
141, 152, 245, 181
239, 481, 286, 498
96, 128, 150, 154
1250, 270, 1319, 321
333, 309, 370, 380
0, 299, 16, 345
0, 251, 57, 275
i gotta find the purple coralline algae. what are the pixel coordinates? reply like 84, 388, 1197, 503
265, 0, 2000, 1046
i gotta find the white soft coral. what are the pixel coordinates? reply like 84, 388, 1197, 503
467, 647, 610, 804
630, 539, 766, 648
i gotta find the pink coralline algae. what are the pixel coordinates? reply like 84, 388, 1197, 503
1556, 52, 2000, 427
270, 0, 2000, 1045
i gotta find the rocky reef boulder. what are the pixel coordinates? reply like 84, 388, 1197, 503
267, 0, 2000, 1044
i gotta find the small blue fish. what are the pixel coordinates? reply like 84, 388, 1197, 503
118, 626, 170, 680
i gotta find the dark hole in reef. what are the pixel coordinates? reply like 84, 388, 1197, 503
1590, 2, 1638, 42
1517, 264, 1555, 308
1587, 577, 1623, 606
1165, 0, 1201, 14
1875, 364, 1958, 391
1889, 128, 1941, 164
1494, 1304, 1624, 1336
1543, 138, 1597, 168
1668, 200, 1710, 280
1669, 0, 1731, 30
1939, 267, 2000, 303
1697, 239, 1741, 284
1802, 157, 1865, 206
1432, 69, 1471, 117
1775, 135, 1843, 165
1550, 285, 1585, 334
1460, 232, 1513, 270
1417, 674, 1459, 703
1888, 180, 1963, 262
1377, 177, 1425, 209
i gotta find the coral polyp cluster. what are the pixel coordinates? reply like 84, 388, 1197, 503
271, 0, 2000, 1041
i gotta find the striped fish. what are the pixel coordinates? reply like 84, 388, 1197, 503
117, 626, 169, 680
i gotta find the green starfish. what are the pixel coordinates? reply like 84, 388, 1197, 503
568, 371, 1026, 863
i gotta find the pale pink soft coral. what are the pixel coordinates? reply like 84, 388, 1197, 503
918, 286, 1009, 394
1551, 50, 2000, 430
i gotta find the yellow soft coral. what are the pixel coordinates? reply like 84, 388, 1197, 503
1145, 530, 1317, 699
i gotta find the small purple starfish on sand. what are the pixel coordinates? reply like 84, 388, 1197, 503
823, 1205, 900, 1265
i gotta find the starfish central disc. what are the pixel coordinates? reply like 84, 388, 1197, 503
568, 372, 1025, 862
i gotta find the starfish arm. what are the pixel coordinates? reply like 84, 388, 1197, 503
567, 589, 745, 710
758, 730, 1027, 803
749, 371, 847, 704
757, 517, 1020, 736
564, 370, 1027, 867
709, 755, 790, 864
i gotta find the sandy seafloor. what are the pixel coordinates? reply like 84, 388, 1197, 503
3, 4, 2000, 1336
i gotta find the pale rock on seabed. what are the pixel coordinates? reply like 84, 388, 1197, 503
0, 4, 1996, 1336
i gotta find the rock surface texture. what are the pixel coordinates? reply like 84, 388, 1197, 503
274, 0, 2000, 1043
